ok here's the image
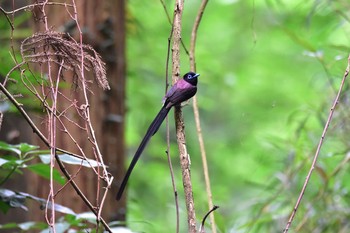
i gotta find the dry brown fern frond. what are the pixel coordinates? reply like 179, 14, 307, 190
20, 30, 110, 90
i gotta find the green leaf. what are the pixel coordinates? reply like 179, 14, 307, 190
15, 143, 40, 154
0, 222, 18, 229
27, 164, 65, 185
0, 221, 47, 230
0, 141, 40, 158
0, 200, 11, 214
0, 189, 27, 211
0, 141, 21, 155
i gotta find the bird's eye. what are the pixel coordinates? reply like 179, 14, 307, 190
187, 74, 193, 79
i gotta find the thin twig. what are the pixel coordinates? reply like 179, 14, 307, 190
98, 176, 114, 219
0, 73, 112, 233
68, 0, 110, 223
163, 3, 180, 232
0, 2, 73, 15
165, 148, 179, 233
0, 82, 93, 161
283, 54, 350, 232
35, 8, 59, 230
0, 7, 13, 29
159, 0, 189, 56
55, 155, 112, 232
40, 0, 56, 230
188, 0, 217, 232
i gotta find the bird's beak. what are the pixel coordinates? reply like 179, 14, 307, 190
194, 73, 200, 78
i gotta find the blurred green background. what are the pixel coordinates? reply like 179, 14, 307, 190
125, 0, 350, 232
1, 0, 349, 232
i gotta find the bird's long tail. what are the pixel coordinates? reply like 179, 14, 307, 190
116, 105, 171, 200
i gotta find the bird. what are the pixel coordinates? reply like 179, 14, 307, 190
116, 72, 200, 200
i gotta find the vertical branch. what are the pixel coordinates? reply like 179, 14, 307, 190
166, 29, 181, 233
66, 0, 112, 221
38, 1, 56, 231
171, 1, 182, 78
189, 1, 217, 232
46, 60, 60, 233
161, 1, 180, 231
171, 0, 197, 232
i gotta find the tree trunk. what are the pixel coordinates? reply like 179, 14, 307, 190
26, 0, 126, 224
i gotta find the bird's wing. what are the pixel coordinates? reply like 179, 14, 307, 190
165, 81, 197, 107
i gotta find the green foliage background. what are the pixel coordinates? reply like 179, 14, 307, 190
1, 0, 349, 232
125, 0, 350, 232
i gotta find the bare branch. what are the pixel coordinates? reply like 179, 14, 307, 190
188, 1, 217, 232
283, 54, 350, 232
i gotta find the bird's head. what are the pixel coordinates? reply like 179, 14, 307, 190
183, 72, 199, 85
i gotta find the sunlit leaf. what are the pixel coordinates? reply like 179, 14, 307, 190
39, 154, 105, 168
16, 191, 75, 215
18, 222, 38, 231
39, 223, 70, 233
16, 143, 40, 154
0, 158, 9, 166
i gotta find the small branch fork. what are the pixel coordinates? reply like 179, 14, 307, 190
283, 54, 350, 232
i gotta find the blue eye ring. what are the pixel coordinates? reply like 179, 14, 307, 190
186, 73, 199, 79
